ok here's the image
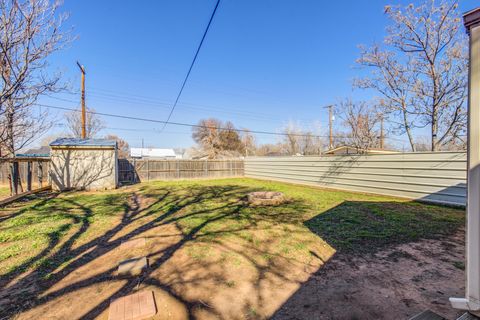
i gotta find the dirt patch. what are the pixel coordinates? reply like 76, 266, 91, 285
10, 225, 465, 320
0, 180, 466, 320
272, 229, 465, 320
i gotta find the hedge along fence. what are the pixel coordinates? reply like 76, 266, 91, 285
245, 152, 467, 206
118, 159, 244, 183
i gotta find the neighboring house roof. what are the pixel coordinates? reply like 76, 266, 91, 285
130, 148, 176, 158
324, 146, 399, 155
15, 153, 50, 158
50, 138, 117, 148
16, 145, 51, 158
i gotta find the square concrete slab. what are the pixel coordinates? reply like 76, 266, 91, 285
117, 257, 148, 276
108, 291, 156, 320
120, 238, 146, 250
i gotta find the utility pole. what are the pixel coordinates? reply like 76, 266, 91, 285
380, 115, 384, 149
76, 62, 86, 139
324, 105, 334, 150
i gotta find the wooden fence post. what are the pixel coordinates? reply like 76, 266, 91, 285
38, 161, 43, 188
204, 160, 208, 177
26, 161, 32, 192
147, 159, 150, 181
176, 160, 180, 179
11, 161, 19, 195
133, 158, 137, 183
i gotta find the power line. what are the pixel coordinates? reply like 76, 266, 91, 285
48, 90, 329, 124
36, 103, 344, 139
160, 0, 221, 132
39, 103, 422, 144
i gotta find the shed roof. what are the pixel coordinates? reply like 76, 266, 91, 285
50, 138, 117, 148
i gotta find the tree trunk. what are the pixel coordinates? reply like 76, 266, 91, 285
402, 105, 416, 152
431, 112, 438, 151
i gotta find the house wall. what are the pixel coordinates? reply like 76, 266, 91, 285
245, 152, 467, 206
50, 147, 117, 191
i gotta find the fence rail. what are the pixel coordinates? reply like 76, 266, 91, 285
245, 152, 467, 206
0, 158, 50, 196
118, 159, 244, 183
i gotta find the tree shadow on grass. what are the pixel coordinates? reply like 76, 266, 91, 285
0, 183, 316, 319
1, 183, 464, 320
268, 199, 465, 320
304, 200, 464, 254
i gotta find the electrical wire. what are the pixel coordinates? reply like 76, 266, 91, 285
159, 0, 221, 132
36, 103, 344, 139
47, 90, 329, 123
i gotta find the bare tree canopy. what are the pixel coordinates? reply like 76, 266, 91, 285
356, 0, 467, 151
104, 134, 129, 158
192, 118, 245, 159
241, 129, 256, 156
281, 121, 323, 156
336, 100, 383, 151
0, 0, 71, 157
65, 107, 105, 139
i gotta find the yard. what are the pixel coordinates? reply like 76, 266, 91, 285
0, 178, 465, 319
0, 185, 10, 201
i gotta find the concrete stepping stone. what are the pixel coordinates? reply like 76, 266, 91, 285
120, 238, 146, 250
108, 290, 156, 320
117, 257, 148, 276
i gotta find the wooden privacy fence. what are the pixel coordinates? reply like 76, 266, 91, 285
245, 152, 467, 206
118, 159, 244, 183
0, 158, 50, 196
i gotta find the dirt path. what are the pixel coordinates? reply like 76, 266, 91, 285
272, 230, 465, 320
14, 228, 465, 320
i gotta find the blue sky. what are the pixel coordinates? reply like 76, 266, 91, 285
38, 0, 477, 149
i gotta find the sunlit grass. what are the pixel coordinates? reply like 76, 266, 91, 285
0, 178, 465, 278
0, 185, 10, 200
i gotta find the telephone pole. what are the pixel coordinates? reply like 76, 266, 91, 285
76, 62, 86, 139
324, 105, 334, 150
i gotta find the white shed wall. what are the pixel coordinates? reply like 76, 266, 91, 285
50, 147, 117, 191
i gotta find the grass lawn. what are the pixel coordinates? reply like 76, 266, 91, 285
0, 185, 10, 200
0, 178, 465, 319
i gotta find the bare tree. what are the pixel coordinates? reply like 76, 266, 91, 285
280, 121, 323, 156
282, 122, 302, 155
256, 143, 283, 156
65, 107, 105, 138
104, 134, 129, 158
241, 129, 256, 156
337, 100, 383, 151
356, 0, 467, 151
0, 0, 71, 158
192, 118, 244, 159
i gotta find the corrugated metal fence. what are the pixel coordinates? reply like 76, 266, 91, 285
245, 152, 467, 206
118, 159, 244, 183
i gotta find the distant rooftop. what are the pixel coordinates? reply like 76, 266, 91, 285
130, 148, 177, 158
50, 138, 117, 148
